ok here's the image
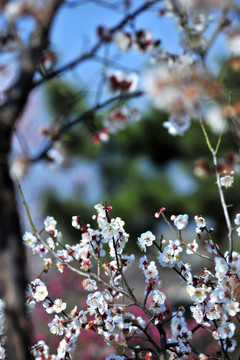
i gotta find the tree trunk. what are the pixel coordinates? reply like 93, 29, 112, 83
0, 2, 64, 358
0, 131, 31, 360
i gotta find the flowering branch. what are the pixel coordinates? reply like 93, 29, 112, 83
200, 120, 233, 262
212, 151, 233, 261
2, 1, 240, 359
33, 0, 161, 88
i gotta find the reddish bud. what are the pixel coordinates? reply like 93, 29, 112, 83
146, 353, 152, 359
92, 135, 101, 143
158, 9, 166, 16
178, 305, 185, 313
97, 26, 113, 42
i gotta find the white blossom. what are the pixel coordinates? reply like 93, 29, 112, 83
143, 261, 158, 280
48, 315, 65, 336
115, 32, 131, 51
234, 213, 240, 226
215, 257, 228, 280
220, 175, 234, 188
52, 299, 67, 313
218, 322, 235, 339
22, 231, 37, 248
158, 240, 182, 268
82, 278, 98, 291
31, 279, 48, 302
72, 215, 81, 229
194, 215, 206, 229
223, 300, 240, 317
190, 303, 204, 323
44, 216, 57, 234
171, 214, 189, 230
186, 239, 198, 254
186, 285, 209, 303
137, 231, 156, 252
205, 301, 221, 321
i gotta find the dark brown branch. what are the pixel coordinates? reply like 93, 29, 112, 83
131, 321, 162, 354
156, 322, 167, 356
33, 0, 162, 88
31, 90, 144, 162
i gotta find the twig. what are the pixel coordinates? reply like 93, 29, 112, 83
161, 212, 178, 237
131, 321, 162, 353
200, 120, 233, 262
212, 149, 233, 262
15, 177, 37, 233
181, 241, 213, 261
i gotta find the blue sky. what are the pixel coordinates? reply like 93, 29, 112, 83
49, 1, 183, 96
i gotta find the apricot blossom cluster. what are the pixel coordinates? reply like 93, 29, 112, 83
8, 202, 240, 359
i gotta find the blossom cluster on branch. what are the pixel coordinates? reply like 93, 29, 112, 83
1, 0, 240, 359
3, 177, 240, 360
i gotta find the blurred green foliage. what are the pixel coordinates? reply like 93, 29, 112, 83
44, 80, 87, 123
42, 60, 240, 254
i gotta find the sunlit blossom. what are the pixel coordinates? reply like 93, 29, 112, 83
137, 231, 156, 252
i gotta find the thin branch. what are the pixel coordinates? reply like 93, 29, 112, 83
203, 8, 229, 56
15, 177, 37, 233
160, 211, 178, 237
200, 120, 233, 262
212, 149, 233, 262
